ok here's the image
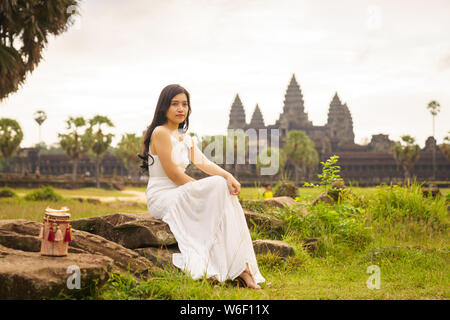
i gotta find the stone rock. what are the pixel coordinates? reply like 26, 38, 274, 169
86, 198, 102, 204
0, 219, 42, 237
312, 192, 334, 205
0, 219, 43, 252
69, 228, 157, 276
0, 219, 158, 277
326, 182, 346, 202
263, 196, 301, 209
0, 229, 41, 252
421, 185, 441, 198
0, 244, 112, 299
134, 246, 180, 268
299, 207, 309, 216
252, 239, 295, 258
71, 213, 177, 249
71, 197, 84, 203
331, 181, 345, 189
302, 238, 318, 253
113, 219, 177, 248
243, 209, 285, 235
71, 197, 102, 204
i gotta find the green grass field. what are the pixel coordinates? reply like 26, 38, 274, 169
0, 183, 448, 300
11, 187, 136, 198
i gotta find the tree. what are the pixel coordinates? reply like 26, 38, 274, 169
282, 130, 319, 186
426, 100, 441, 180
0, 0, 81, 101
0, 118, 23, 172
34, 110, 47, 175
115, 133, 141, 179
393, 135, 421, 184
88, 115, 114, 188
58, 116, 92, 188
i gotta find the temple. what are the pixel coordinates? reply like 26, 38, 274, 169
225, 73, 450, 184
1, 73, 449, 186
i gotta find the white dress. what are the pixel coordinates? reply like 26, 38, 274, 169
145, 132, 266, 284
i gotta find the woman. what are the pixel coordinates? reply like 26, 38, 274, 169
138, 84, 265, 289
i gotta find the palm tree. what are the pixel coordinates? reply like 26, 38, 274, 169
34, 110, 47, 175
0, 1, 81, 101
393, 135, 421, 185
115, 133, 141, 179
282, 130, 319, 186
0, 118, 23, 172
58, 117, 92, 188
88, 115, 115, 188
427, 100, 441, 180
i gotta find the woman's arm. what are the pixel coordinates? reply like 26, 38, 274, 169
152, 127, 195, 185
188, 138, 241, 195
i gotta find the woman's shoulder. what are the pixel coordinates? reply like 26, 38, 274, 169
152, 126, 171, 140
153, 125, 167, 134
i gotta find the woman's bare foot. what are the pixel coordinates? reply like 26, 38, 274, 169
238, 263, 261, 290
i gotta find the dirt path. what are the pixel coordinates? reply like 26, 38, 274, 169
17, 190, 147, 204
78, 190, 147, 203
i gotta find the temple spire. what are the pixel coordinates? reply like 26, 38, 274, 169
249, 104, 265, 129
331, 92, 342, 106
227, 93, 247, 130
282, 73, 305, 114
327, 92, 355, 145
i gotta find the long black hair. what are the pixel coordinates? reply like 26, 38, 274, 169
138, 84, 192, 173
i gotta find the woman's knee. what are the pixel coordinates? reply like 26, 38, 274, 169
209, 175, 227, 188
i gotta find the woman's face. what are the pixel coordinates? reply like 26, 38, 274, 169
166, 93, 189, 125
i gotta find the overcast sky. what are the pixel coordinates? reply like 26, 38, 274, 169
1, 0, 449, 149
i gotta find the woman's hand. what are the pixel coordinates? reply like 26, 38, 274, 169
226, 174, 241, 195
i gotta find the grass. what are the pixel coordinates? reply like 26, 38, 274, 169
12, 187, 135, 198
0, 196, 148, 221
0, 183, 449, 300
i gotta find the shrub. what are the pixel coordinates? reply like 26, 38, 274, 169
370, 181, 448, 228
0, 187, 17, 198
24, 186, 64, 202
273, 181, 298, 199
277, 202, 372, 253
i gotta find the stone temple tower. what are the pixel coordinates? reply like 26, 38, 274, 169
248, 104, 265, 130
227, 94, 247, 130
326, 92, 355, 148
275, 74, 313, 137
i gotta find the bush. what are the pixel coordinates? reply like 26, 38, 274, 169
278, 202, 372, 253
0, 187, 17, 198
274, 181, 298, 199
24, 186, 64, 202
370, 182, 448, 228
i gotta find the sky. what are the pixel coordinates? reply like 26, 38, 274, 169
1, 0, 449, 149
